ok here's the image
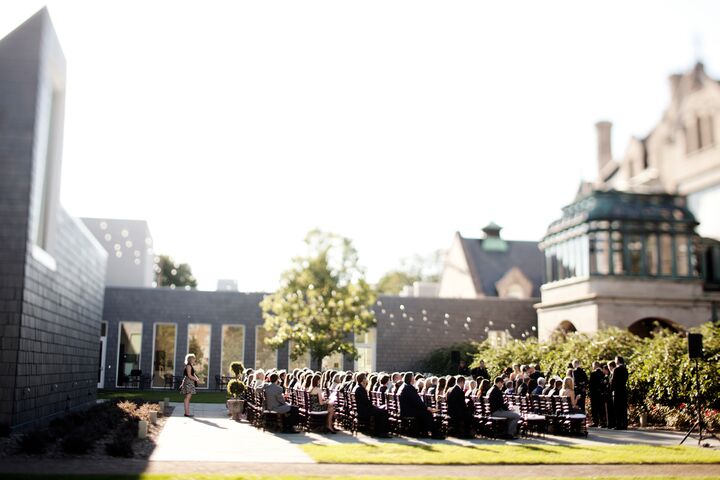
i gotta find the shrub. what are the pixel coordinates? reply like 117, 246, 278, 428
106, 420, 137, 458
17, 429, 51, 454
60, 427, 95, 455
0, 423, 10, 438
469, 322, 720, 429
229, 361, 244, 378
227, 378, 247, 398
421, 342, 478, 375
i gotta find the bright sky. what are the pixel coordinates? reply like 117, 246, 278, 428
1, 1, 718, 291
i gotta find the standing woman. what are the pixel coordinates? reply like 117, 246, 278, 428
181, 353, 200, 417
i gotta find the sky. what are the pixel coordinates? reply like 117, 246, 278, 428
1, 1, 719, 291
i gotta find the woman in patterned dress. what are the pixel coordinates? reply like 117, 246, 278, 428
181, 353, 200, 417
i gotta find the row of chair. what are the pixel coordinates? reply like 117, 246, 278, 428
242, 386, 587, 438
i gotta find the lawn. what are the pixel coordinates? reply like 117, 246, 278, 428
300, 444, 720, 465
3, 476, 720, 480
97, 390, 228, 404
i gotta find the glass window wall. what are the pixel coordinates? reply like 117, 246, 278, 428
152, 324, 176, 388
187, 324, 211, 388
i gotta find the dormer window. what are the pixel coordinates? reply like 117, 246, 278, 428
686, 114, 715, 153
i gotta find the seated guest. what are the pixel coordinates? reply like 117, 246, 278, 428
398, 371, 438, 438
487, 376, 520, 438
467, 379, 477, 397
516, 375, 530, 396
435, 377, 447, 402
447, 376, 474, 438
504, 379, 515, 394
533, 377, 546, 395
353, 373, 390, 437
308, 373, 336, 433
264, 373, 300, 433
377, 374, 390, 394
560, 376, 582, 412
253, 369, 266, 391
542, 378, 555, 395
549, 379, 563, 396
388, 372, 402, 393
477, 379, 491, 397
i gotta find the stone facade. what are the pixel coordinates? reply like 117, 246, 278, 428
0, 9, 107, 429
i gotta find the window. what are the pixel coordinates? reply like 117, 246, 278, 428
611, 231, 624, 275
687, 115, 716, 153
660, 234, 673, 275
117, 322, 142, 387
152, 324, 177, 388
288, 341, 310, 371
187, 324, 211, 388
506, 284, 525, 298
676, 234, 690, 276
354, 328, 377, 372
254, 326, 277, 369
646, 234, 659, 276
628, 234, 643, 275
322, 352, 343, 371
590, 231, 610, 275
29, 88, 63, 251
221, 325, 245, 377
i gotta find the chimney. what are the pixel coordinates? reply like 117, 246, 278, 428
595, 121, 613, 171
669, 73, 682, 104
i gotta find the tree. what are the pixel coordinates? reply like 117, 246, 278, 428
376, 250, 445, 294
155, 255, 197, 288
260, 229, 376, 370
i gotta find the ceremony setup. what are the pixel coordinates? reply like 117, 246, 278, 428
1, 2, 720, 480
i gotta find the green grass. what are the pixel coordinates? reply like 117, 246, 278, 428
97, 389, 228, 404
300, 444, 720, 465
3, 476, 720, 480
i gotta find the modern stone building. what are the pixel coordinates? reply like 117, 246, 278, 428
0, 9, 107, 429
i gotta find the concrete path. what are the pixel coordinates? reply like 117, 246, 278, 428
149, 402, 314, 463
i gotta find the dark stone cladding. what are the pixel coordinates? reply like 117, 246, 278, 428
13, 209, 107, 428
101, 288, 538, 386
374, 296, 538, 372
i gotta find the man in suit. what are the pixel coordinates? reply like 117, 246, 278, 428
353, 373, 390, 437
471, 360, 490, 381
447, 376, 473, 438
264, 373, 299, 433
487, 376, 520, 438
573, 359, 588, 412
588, 361, 606, 427
605, 362, 616, 429
611, 356, 629, 430
398, 371, 438, 438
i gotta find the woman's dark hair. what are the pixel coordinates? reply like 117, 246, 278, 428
307, 373, 321, 391
403, 372, 414, 384
379, 374, 390, 385
478, 379, 491, 396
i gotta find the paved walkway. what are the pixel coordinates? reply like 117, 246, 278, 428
1, 402, 718, 477
150, 402, 313, 463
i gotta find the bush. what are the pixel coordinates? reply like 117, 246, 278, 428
106, 420, 137, 458
0, 423, 12, 437
470, 321, 720, 429
227, 378, 247, 398
229, 361, 244, 378
421, 342, 478, 375
17, 429, 51, 454
61, 427, 96, 455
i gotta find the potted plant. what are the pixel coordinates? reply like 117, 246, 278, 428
226, 361, 246, 420
227, 379, 247, 420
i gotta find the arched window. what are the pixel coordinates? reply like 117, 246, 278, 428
627, 318, 682, 338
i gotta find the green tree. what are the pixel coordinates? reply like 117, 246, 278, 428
155, 254, 197, 288
260, 229, 377, 370
376, 250, 444, 294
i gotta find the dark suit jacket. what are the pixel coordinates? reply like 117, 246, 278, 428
574, 367, 589, 391
611, 364, 628, 394
353, 385, 373, 419
398, 383, 427, 417
446, 384, 467, 419
589, 369, 604, 395
471, 367, 490, 380
487, 385, 507, 413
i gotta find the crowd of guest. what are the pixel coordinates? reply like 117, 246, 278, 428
234, 355, 628, 437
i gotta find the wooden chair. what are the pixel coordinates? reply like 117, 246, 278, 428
305, 391, 330, 433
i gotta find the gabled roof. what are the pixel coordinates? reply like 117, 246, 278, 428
459, 234, 545, 297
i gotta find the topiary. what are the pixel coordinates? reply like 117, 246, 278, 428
229, 361, 244, 379
227, 378, 247, 398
